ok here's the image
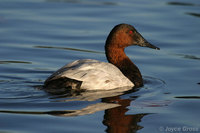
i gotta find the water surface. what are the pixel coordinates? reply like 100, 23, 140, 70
0, 0, 200, 133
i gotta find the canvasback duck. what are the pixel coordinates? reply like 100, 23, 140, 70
44, 24, 159, 93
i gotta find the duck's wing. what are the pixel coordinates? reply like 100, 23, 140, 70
44, 59, 99, 83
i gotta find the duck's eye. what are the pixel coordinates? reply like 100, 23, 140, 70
129, 30, 133, 34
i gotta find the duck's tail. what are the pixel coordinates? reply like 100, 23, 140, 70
43, 77, 83, 95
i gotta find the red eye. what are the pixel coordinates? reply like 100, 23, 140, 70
129, 30, 133, 34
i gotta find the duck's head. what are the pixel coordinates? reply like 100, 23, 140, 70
106, 23, 160, 50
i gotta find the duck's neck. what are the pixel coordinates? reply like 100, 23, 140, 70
105, 47, 143, 88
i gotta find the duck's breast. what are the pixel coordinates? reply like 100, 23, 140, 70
45, 59, 134, 90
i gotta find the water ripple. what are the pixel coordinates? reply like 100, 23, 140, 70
46, 0, 118, 6
186, 12, 200, 18
175, 96, 200, 99
167, 2, 200, 7
0, 60, 32, 64
34, 45, 103, 54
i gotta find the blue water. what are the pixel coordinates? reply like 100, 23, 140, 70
0, 0, 200, 133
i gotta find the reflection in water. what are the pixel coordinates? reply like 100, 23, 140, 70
0, 87, 148, 132
0, 103, 120, 117
0, 94, 147, 132
102, 96, 147, 133
48, 86, 133, 101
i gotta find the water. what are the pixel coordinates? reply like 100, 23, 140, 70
0, 0, 200, 133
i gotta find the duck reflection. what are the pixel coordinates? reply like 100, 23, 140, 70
102, 96, 147, 133
0, 88, 148, 132
49, 92, 148, 132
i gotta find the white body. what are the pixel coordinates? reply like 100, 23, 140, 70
45, 59, 134, 90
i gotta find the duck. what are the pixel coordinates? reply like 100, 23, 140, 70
44, 23, 159, 93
